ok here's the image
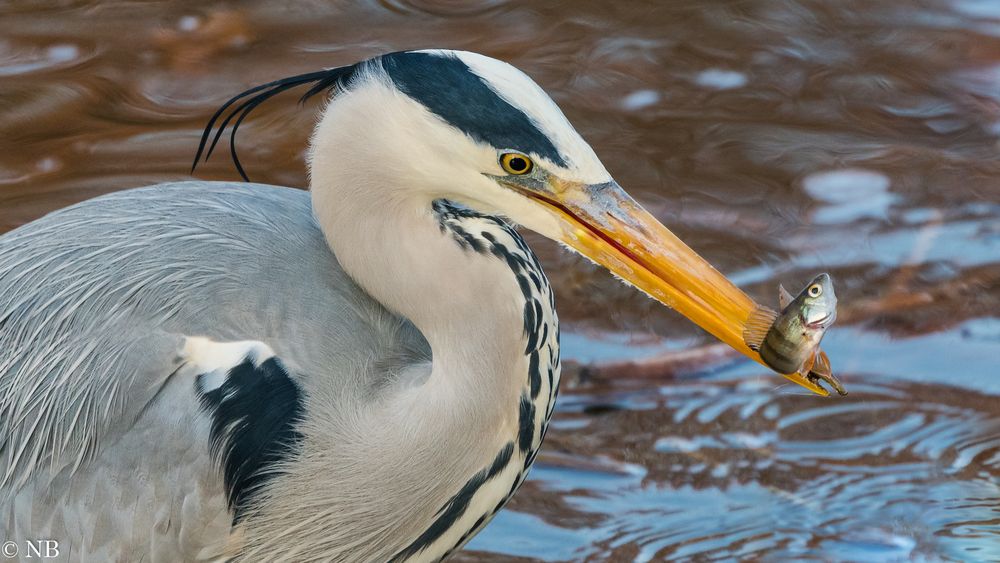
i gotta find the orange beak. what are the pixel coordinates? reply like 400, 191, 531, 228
507, 177, 831, 396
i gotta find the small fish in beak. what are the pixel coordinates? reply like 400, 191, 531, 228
495, 171, 839, 396
743, 274, 845, 395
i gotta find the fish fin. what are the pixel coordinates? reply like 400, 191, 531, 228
802, 352, 816, 374
805, 349, 847, 396
778, 284, 794, 309
812, 349, 831, 375
742, 305, 778, 352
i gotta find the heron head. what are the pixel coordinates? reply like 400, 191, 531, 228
195, 49, 829, 396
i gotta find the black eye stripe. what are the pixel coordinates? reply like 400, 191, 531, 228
382, 51, 568, 167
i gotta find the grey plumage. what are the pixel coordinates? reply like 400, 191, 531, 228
0, 182, 417, 484
0, 181, 558, 561
0, 184, 436, 558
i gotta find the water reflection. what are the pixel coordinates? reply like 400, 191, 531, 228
466, 369, 1000, 561
1, 0, 998, 561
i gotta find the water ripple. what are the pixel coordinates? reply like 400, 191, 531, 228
473, 377, 1000, 561
0, 40, 93, 77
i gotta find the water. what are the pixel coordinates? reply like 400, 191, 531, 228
1, 1, 998, 561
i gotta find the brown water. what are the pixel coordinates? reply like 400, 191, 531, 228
2, 1, 999, 560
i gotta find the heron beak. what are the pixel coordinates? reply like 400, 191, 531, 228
505, 176, 829, 396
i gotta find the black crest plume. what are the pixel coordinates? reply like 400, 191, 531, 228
191, 63, 363, 182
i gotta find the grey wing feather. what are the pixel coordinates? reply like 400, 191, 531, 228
0, 182, 428, 494
0, 327, 185, 490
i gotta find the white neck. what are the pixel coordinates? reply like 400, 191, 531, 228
307, 79, 543, 422
271, 85, 560, 561
317, 188, 528, 416
236, 77, 559, 561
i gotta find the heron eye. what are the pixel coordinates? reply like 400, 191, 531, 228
500, 153, 533, 175
808, 284, 822, 297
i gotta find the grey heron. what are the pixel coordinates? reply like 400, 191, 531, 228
0, 49, 825, 561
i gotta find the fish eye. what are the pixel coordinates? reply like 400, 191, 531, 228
500, 153, 533, 175
808, 284, 823, 297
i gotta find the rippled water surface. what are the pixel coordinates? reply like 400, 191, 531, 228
2, 1, 999, 561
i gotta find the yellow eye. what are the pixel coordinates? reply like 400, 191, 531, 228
500, 153, 533, 175
808, 284, 823, 297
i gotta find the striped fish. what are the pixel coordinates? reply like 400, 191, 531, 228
743, 273, 838, 378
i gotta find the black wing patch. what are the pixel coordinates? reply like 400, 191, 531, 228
197, 357, 305, 522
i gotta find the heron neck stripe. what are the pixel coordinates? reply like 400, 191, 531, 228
389, 442, 515, 562
518, 393, 536, 454
418, 199, 559, 561
528, 351, 541, 399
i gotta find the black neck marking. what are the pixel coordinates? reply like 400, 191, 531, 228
389, 443, 515, 562
409, 200, 560, 561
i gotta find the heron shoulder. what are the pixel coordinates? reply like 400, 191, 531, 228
0, 181, 423, 492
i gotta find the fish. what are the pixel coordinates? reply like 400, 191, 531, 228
743, 273, 839, 381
